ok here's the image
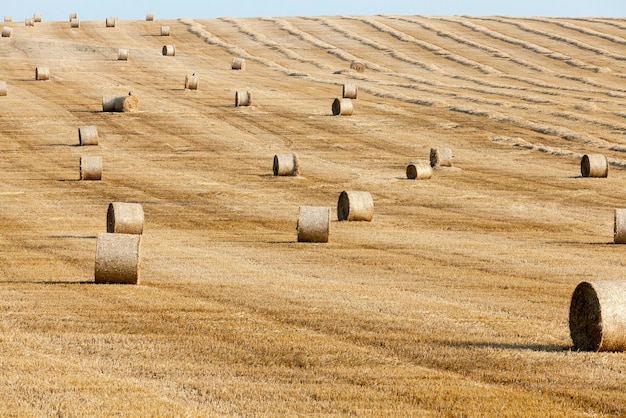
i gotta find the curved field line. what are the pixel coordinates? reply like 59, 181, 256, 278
522, 17, 626, 47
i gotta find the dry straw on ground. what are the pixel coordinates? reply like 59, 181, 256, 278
332, 98, 353, 116
430, 147, 453, 168
184, 73, 199, 90
297, 206, 331, 243
273, 153, 299, 176
94, 233, 142, 285
107, 202, 145, 235
161, 26, 170, 36
35, 67, 49, 81
162, 45, 176, 56
581, 154, 608, 177
350, 60, 365, 72
235, 90, 251, 106
106, 17, 116, 28
569, 280, 626, 351
232, 57, 246, 70
117, 49, 129, 61
146, 13, 154, 21
337, 191, 373, 221
0, 81, 6, 96
615, 209, 626, 244
102, 93, 138, 113
80, 156, 102, 181
342, 83, 358, 99
406, 162, 433, 180
70, 18, 80, 29
78, 125, 98, 145
1, 27, 13, 38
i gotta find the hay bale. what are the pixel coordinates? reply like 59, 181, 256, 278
430, 148, 452, 168
332, 98, 353, 116
102, 93, 138, 113
615, 209, 626, 244
69, 13, 77, 21
70, 18, 80, 28
297, 206, 330, 243
25, 18, 34, 27
4, 16, 11, 22
569, 280, 626, 351
0, 81, 7, 96
146, 13, 155, 21
106, 17, 116, 27
184, 73, 199, 90
406, 162, 433, 180
273, 153, 299, 176
78, 125, 98, 145
160, 26, 170, 36
35, 67, 49, 81
80, 156, 102, 181
107, 202, 144, 234
232, 57, 246, 70
117, 48, 129, 61
33, 14, 41, 23
350, 60, 365, 72
235, 90, 251, 107
342, 83, 358, 99
337, 191, 373, 222
1, 27, 12, 38
162, 45, 175, 56
581, 154, 608, 178
94, 233, 142, 285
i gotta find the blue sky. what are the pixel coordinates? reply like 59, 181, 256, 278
2, 0, 625, 22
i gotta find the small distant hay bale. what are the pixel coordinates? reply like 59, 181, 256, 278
1, 27, 12, 38
80, 156, 102, 180
4, 16, 11, 23
102, 93, 138, 113
430, 148, 452, 168
235, 90, 251, 107
337, 191, 373, 222
581, 154, 608, 178
25, 18, 34, 27
107, 202, 144, 234
70, 18, 80, 28
350, 60, 365, 72
569, 280, 626, 351
78, 125, 98, 145
33, 14, 41, 23
232, 57, 246, 70
615, 209, 626, 244
273, 153, 299, 176
146, 13, 155, 21
160, 26, 170, 36
106, 17, 116, 27
184, 73, 199, 90
69, 13, 77, 21
342, 83, 357, 99
94, 233, 142, 285
0, 81, 7, 96
332, 98, 353, 116
406, 162, 433, 180
162, 45, 176, 56
297, 206, 330, 243
117, 48, 129, 61
35, 67, 50, 81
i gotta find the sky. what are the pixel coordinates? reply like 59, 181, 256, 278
2, 0, 625, 22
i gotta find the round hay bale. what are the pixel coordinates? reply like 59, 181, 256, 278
569, 280, 626, 351
106, 17, 116, 27
70, 18, 80, 28
615, 209, 626, 244
94, 233, 142, 285
69, 13, 77, 21
4, 16, 11, 23
430, 148, 452, 168
25, 18, 34, 27
235, 90, 251, 107
581, 154, 608, 178
80, 156, 102, 181
146, 13, 155, 21
33, 14, 41, 23
297, 206, 330, 243
342, 83, 358, 99
117, 48, 129, 61
406, 162, 433, 180
78, 125, 98, 145
332, 98, 353, 116
35, 67, 50, 81
232, 57, 246, 70
162, 45, 175, 56
102, 94, 138, 113
107, 202, 144, 234
337, 191, 373, 222
184, 73, 199, 90
350, 60, 365, 72
273, 153, 299, 176
0, 81, 7, 96
102, 95, 118, 112
2, 27, 13, 38
160, 26, 170, 36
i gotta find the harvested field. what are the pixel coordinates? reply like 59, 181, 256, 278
1, 14, 626, 416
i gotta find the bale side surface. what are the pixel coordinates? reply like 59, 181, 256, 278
232, 57, 246, 70
78, 125, 98, 145
0, 81, 6, 96
350, 60, 365, 72
297, 206, 330, 243
80, 156, 102, 180
35, 67, 50, 81
94, 233, 141, 284
107, 202, 144, 234
332, 98, 353, 116
581, 154, 608, 178
337, 191, 373, 222
273, 153, 299, 176
1, 27, 13, 38
235, 91, 251, 107
407, 163, 433, 180
430, 148, 452, 168
342, 83, 358, 99
615, 209, 626, 244
102, 95, 117, 112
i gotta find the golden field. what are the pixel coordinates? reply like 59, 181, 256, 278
1, 13, 626, 416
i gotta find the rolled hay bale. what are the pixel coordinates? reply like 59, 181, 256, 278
0, 81, 7, 96
117, 48, 129, 61
235, 90, 251, 107
80, 156, 102, 180
35, 67, 50, 81
94, 233, 142, 285
78, 125, 98, 146
160, 26, 170, 36
581, 154, 608, 178
273, 153, 299, 176
184, 73, 199, 90
615, 209, 626, 244
33, 14, 41, 23
406, 162, 433, 180
146, 13, 154, 21
107, 202, 144, 234
69, 13, 77, 21
101, 93, 138, 113
1, 27, 12, 38
297, 206, 331, 243
4, 16, 11, 22
342, 83, 357, 99
337, 191, 373, 222
332, 98, 353, 116
106, 17, 116, 27
350, 60, 365, 73
232, 57, 246, 70
25, 18, 34, 27
162, 44, 175, 56
569, 280, 626, 351
430, 148, 452, 168
70, 18, 80, 29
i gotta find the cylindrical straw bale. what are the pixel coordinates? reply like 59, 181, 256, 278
162, 45, 175, 56
350, 60, 365, 72
406, 162, 433, 180
2, 27, 13, 38
80, 156, 102, 180
273, 153, 299, 176
117, 48, 129, 61
332, 98, 353, 116
69, 13, 77, 21
0, 81, 7, 96
232, 57, 246, 70
106, 17, 116, 27
107, 202, 144, 234
342, 83, 358, 99
33, 14, 41, 23
160, 26, 170, 36
4, 16, 11, 23
70, 18, 80, 28
78, 125, 98, 145
569, 280, 626, 351
102, 95, 117, 112
235, 90, 251, 107
297, 206, 330, 243
102, 94, 138, 113
430, 148, 452, 168
35, 67, 50, 81
337, 191, 373, 222
581, 154, 608, 178
184, 73, 199, 90
25, 18, 34, 27
146, 13, 154, 21
614, 209, 626, 244
94, 233, 142, 284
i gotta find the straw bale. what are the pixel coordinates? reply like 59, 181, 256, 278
430, 148, 452, 168
80, 156, 102, 181
160, 26, 170, 36
0, 81, 6, 96
146, 13, 154, 21
2, 27, 13, 38
94, 233, 142, 284
162, 45, 176, 56
406, 162, 433, 180
78, 125, 98, 145
70, 18, 80, 28
337, 191, 373, 222
69, 13, 77, 21
25, 18, 34, 27
273, 153, 299, 176
102, 93, 138, 113
350, 60, 365, 72
615, 209, 626, 244
117, 48, 129, 61
185, 73, 199, 90
235, 90, 251, 107
107, 202, 144, 234
232, 57, 246, 70
106, 17, 116, 27
4, 16, 11, 22
581, 154, 608, 178
332, 98, 353, 116
342, 83, 358, 99
35, 67, 49, 81
33, 14, 41, 23
297, 206, 330, 243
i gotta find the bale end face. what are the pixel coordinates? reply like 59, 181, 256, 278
569, 282, 603, 351
94, 233, 142, 285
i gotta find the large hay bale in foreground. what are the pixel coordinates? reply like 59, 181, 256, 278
235, 90, 251, 107
102, 94, 138, 113
0, 81, 6, 96
273, 153, 299, 176
2, 27, 13, 38
162, 45, 176, 56
35, 67, 49, 81
297, 206, 330, 243
78, 125, 98, 145
350, 60, 365, 72
94, 233, 142, 284
160, 26, 170, 36
615, 209, 626, 244
407, 162, 433, 180
117, 48, 129, 61
337, 191, 373, 222
80, 156, 102, 180
332, 98, 353, 116
184, 73, 199, 90
106, 17, 116, 27
342, 83, 358, 99
107, 202, 144, 234
581, 154, 608, 178
569, 280, 626, 351
232, 57, 246, 70
430, 148, 452, 168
